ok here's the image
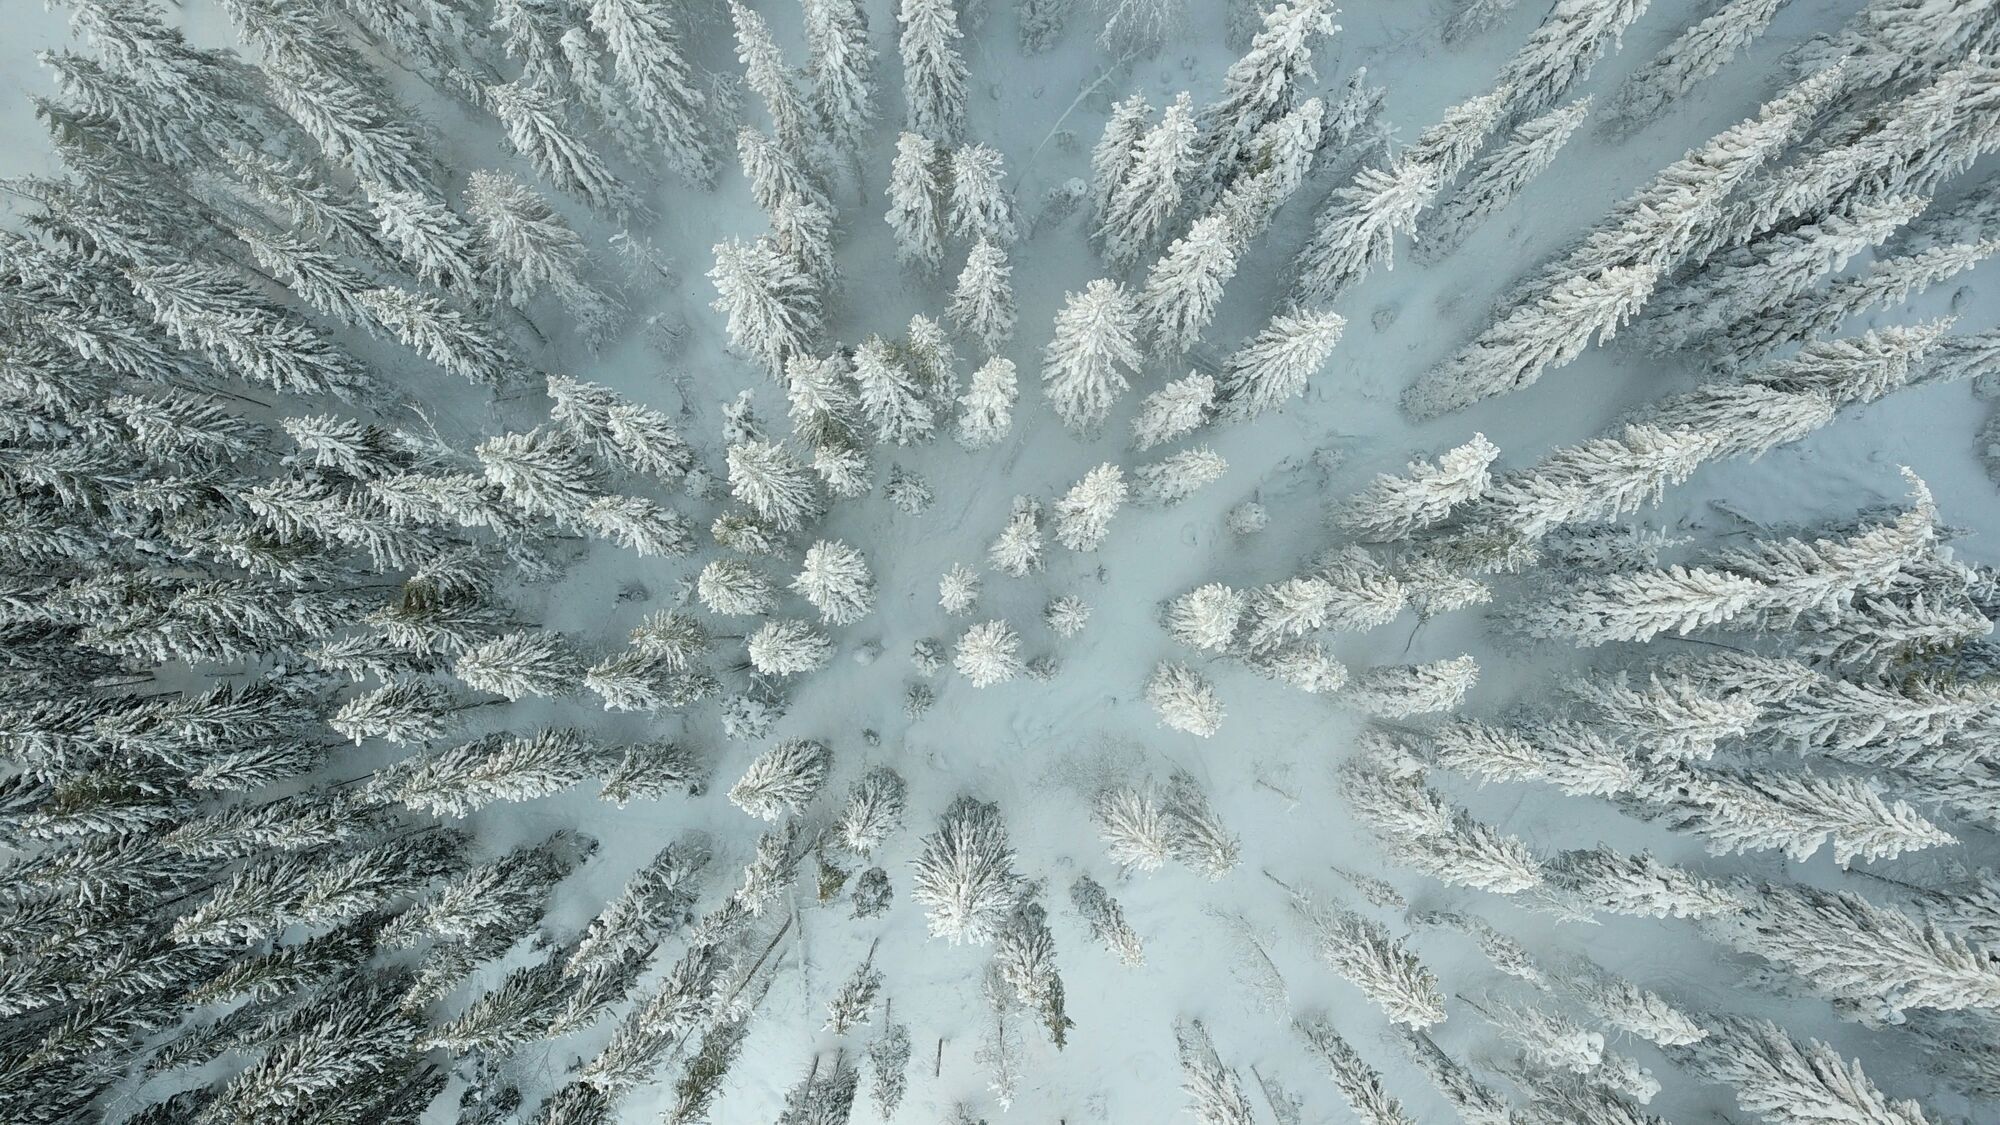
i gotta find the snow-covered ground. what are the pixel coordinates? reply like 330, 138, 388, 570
6, 0, 1999, 1123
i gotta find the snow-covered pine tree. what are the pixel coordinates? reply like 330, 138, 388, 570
1797, 0, 1999, 85
727, 438, 825, 531
863, 1010, 913, 1116
1474, 996, 1606, 1075
1138, 449, 1227, 506
988, 495, 1044, 575
1338, 433, 1498, 542
361, 286, 517, 385
730, 1, 813, 154
1454, 337, 1948, 544
851, 334, 938, 446
1495, 0, 1653, 121
1426, 718, 1642, 799
804, 0, 877, 153
695, 559, 776, 617
1161, 769, 1241, 879
1195, 0, 1341, 194
1343, 767, 1545, 893
1054, 463, 1128, 551
1707, 61, 1988, 262
729, 738, 832, 821
1677, 1017, 1939, 1125
939, 562, 982, 616
1565, 671, 1757, 760
1557, 962, 1707, 1047
1720, 882, 2000, 1021
1091, 93, 1154, 223
1642, 194, 1928, 353
1515, 559, 1766, 645
365, 183, 480, 292
1534, 472, 1939, 643
899, 0, 968, 142
1098, 92, 1198, 267
485, 81, 633, 215
369, 727, 608, 816
1291, 891, 1447, 1027
568, 838, 709, 977
1147, 661, 1224, 737
747, 619, 835, 677
1407, 70, 1842, 416
330, 677, 464, 744
950, 239, 1017, 354
833, 768, 909, 856
995, 899, 1075, 1046
1410, 910, 1545, 985
907, 313, 964, 407
1045, 595, 1091, 638
1545, 845, 1742, 920
949, 143, 1018, 245
236, 226, 375, 328
1160, 1020, 1252, 1125
122, 261, 375, 397
956, 357, 1018, 449
1404, 1030, 1519, 1125
955, 619, 1024, 686
1405, 264, 1659, 418
886, 131, 947, 272
588, 0, 718, 185
826, 955, 884, 1035
1713, 238, 2000, 368
1043, 279, 1141, 432
1070, 874, 1146, 965
1415, 98, 1591, 265
1239, 560, 1405, 653
1217, 307, 1345, 418
555, 27, 650, 164
711, 235, 822, 378
912, 795, 1024, 944
1654, 762, 1954, 867
1296, 1016, 1418, 1125
1095, 783, 1173, 872
1094, 0, 1188, 53
1141, 215, 1238, 358
474, 427, 604, 524
454, 630, 582, 701
464, 173, 612, 324
1165, 582, 1245, 650
785, 351, 866, 455
885, 464, 935, 513
1211, 96, 1325, 246
794, 539, 876, 626
1603, 0, 1791, 134
1290, 83, 1508, 301
1129, 373, 1216, 451
739, 127, 829, 219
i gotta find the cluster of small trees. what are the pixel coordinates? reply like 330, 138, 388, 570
1158, 545, 1481, 730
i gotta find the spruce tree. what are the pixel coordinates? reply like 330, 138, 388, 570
950, 239, 1018, 354
1043, 279, 1141, 432
886, 131, 947, 272
899, 0, 968, 142
1218, 308, 1346, 418
804, 0, 877, 153
911, 795, 1024, 944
